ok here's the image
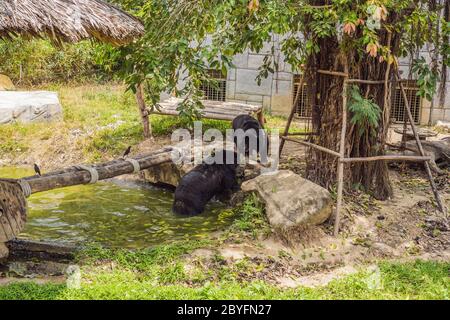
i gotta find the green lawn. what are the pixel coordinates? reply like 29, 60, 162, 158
1, 198, 449, 300
0, 258, 448, 300
0, 83, 304, 163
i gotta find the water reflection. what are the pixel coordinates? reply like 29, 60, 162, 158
0, 167, 234, 248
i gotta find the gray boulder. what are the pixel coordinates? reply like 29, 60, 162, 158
241, 170, 333, 229
0, 91, 63, 124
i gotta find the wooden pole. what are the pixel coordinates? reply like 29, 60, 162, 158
279, 72, 306, 155
334, 65, 349, 236
281, 136, 340, 158
135, 83, 152, 139
341, 155, 431, 163
395, 72, 446, 215
317, 69, 348, 77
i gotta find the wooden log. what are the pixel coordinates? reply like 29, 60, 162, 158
22, 147, 174, 194
25, 148, 172, 182
6, 239, 78, 261
284, 132, 319, 136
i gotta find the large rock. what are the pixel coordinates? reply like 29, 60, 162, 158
0, 91, 63, 124
242, 170, 333, 229
0, 74, 15, 91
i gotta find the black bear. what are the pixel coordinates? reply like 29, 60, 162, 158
232, 114, 268, 157
172, 150, 240, 216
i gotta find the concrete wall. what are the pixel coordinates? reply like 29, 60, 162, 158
224, 35, 296, 116
177, 36, 450, 124
398, 53, 450, 125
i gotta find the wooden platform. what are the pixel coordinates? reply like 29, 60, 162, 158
155, 98, 265, 124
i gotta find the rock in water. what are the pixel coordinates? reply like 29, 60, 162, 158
241, 170, 333, 230
0, 74, 15, 91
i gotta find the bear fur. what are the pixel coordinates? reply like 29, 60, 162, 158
172, 150, 240, 216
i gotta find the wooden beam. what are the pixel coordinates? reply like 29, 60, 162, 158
341, 155, 431, 163
281, 136, 340, 158
6, 239, 78, 260
317, 69, 349, 77
395, 72, 447, 215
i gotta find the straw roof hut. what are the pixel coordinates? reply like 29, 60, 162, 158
0, 0, 144, 45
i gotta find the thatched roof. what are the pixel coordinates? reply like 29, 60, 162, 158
0, 0, 144, 45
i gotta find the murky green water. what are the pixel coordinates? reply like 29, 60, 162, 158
0, 167, 235, 248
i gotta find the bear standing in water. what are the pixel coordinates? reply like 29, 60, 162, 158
172, 150, 240, 216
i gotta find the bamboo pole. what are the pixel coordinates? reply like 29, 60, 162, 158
22, 148, 173, 194
341, 155, 431, 163
317, 69, 349, 77
284, 132, 318, 136
334, 65, 349, 236
395, 72, 446, 215
279, 71, 306, 155
281, 136, 340, 158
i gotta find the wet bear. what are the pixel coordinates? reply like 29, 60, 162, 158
172, 150, 240, 216
232, 114, 268, 157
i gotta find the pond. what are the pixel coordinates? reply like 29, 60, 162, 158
0, 167, 235, 248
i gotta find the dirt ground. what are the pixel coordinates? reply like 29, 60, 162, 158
1, 127, 449, 287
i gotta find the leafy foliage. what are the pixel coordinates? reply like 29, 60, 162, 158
103, 0, 449, 121
348, 85, 381, 137
412, 56, 439, 102
0, 39, 117, 84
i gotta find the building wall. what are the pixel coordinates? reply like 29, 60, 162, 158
179, 36, 450, 125
225, 35, 296, 116
397, 54, 450, 125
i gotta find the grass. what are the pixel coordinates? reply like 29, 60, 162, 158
0, 197, 447, 300
1, 83, 447, 300
0, 83, 304, 163
0, 260, 448, 300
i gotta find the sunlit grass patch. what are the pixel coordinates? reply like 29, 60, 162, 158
1, 260, 448, 300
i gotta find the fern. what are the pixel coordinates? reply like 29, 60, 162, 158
348, 85, 381, 137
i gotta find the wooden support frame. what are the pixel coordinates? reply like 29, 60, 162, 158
135, 83, 152, 139
280, 66, 447, 236
395, 72, 446, 215
333, 65, 349, 236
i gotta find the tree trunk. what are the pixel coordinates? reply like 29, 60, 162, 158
305, 15, 402, 200
135, 83, 152, 139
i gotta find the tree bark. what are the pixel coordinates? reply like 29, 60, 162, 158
135, 83, 152, 139
305, 12, 402, 200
